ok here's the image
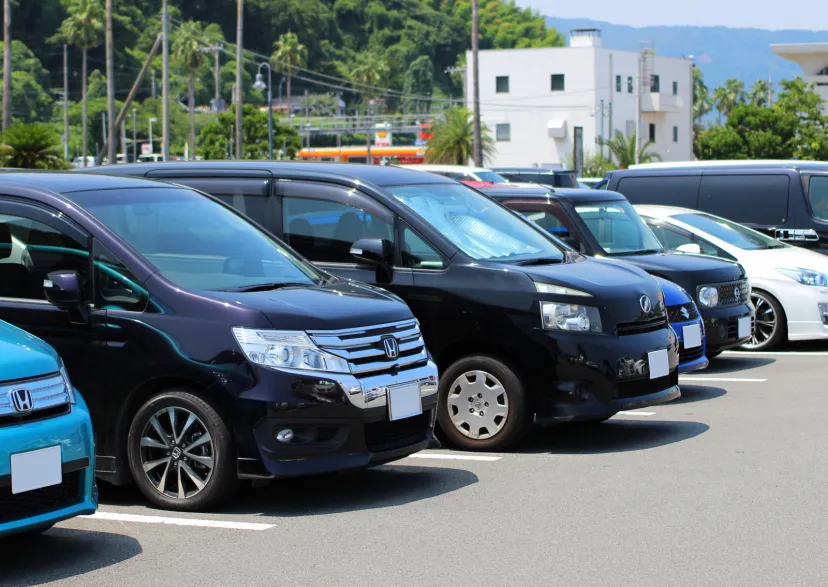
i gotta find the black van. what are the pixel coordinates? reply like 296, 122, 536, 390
604, 162, 828, 253
84, 162, 681, 452
493, 167, 579, 189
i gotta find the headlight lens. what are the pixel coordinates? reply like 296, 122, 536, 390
60, 364, 76, 404
778, 268, 828, 287
697, 286, 719, 308
535, 282, 592, 297
232, 328, 350, 373
541, 302, 602, 333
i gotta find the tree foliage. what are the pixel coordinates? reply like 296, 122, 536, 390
426, 107, 494, 165
198, 104, 300, 160
601, 132, 661, 169
0, 123, 71, 169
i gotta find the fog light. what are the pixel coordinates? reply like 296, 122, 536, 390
276, 429, 294, 443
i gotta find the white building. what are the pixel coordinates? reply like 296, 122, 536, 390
771, 42, 828, 109
466, 29, 694, 169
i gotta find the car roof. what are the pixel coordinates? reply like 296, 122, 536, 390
397, 164, 492, 174
79, 160, 455, 187
0, 170, 172, 193
633, 204, 699, 219
492, 167, 574, 174
618, 160, 828, 173
481, 185, 627, 203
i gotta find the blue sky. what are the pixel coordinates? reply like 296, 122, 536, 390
518, 0, 825, 31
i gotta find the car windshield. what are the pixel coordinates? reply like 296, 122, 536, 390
474, 171, 508, 183
64, 187, 323, 291
673, 213, 787, 250
574, 200, 664, 255
386, 183, 564, 263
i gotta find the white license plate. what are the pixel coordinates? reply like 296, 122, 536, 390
11, 445, 62, 495
648, 349, 670, 380
388, 383, 423, 421
682, 324, 702, 349
738, 317, 752, 339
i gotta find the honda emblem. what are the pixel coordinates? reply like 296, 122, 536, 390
10, 388, 34, 414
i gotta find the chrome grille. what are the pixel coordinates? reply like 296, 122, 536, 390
308, 319, 428, 376
710, 280, 749, 307
0, 373, 71, 427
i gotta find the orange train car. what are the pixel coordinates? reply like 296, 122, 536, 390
296, 145, 426, 165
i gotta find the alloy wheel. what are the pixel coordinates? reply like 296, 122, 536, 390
744, 292, 776, 349
139, 406, 215, 499
446, 370, 509, 440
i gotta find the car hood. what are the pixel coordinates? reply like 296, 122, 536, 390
0, 320, 61, 382
203, 279, 414, 331
737, 246, 828, 276
653, 276, 691, 307
615, 252, 744, 288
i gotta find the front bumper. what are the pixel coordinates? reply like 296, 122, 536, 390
670, 318, 709, 374
0, 393, 97, 537
239, 361, 440, 479
700, 303, 755, 353
772, 281, 828, 342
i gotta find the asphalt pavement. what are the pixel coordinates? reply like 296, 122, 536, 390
3, 347, 828, 587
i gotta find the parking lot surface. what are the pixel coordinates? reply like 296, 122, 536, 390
2, 347, 827, 587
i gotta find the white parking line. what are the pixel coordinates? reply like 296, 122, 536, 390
616, 411, 656, 416
80, 511, 276, 531
408, 453, 502, 462
680, 377, 767, 383
723, 350, 828, 357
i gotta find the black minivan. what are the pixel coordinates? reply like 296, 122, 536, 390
0, 172, 439, 510
87, 162, 681, 452
604, 162, 828, 253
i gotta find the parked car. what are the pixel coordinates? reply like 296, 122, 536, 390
481, 185, 755, 358
493, 167, 579, 189
653, 277, 708, 373
604, 161, 828, 253
85, 161, 682, 451
578, 177, 604, 189
0, 172, 439, 510
398, 164, 511, 184
0, 319, 97, 537
637, 205, 828, 350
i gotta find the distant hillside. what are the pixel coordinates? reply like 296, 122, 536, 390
545, 17, 828, 91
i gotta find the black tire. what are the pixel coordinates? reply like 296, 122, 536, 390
127, 390, 238, 511
437, 355, 531, 451
742, 290, 787, 351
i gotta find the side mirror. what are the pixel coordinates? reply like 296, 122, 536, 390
350, 238, 392, 267
676, 243, 702, 255
43, 270, 83, 309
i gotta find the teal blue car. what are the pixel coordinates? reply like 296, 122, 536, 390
0, 320, 97, 537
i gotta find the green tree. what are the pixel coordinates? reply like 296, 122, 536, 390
601, 132, 661, 169
86, 69, 106, 98
271, 31, 307, 117
0, 123, 71, 169
402, 56, 434, 113
748, 79, 772, 107
712, 78, 746, 124
426, 106, 494, 165
0, 71, 53, 123
692, 65, 713, 126
198, 104, 300, 160
342, 52, 389, 115
174, 20, 207, 159
775, 78, 828, 160
50, 0, 105, 167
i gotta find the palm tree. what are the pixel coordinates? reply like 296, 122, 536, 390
713, 78, 746, 124
426, 107, 495, 165
0, 123, 70, 169
174, 20, 207, 159
51, 0, 104, 167
271, 31, 307, 117
749, 79, 772, 107
602, 131, 661, 169
343, 52, 390, 119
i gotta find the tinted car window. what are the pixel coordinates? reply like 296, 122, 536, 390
698, 174, 789, 225
647, 221, 727, 258
615, 176, 701, 208
174, 178, 270, 221
674, 212, 787, 250
402, 225, 445, 269
808, 175, 828, 221
573, 201, 663, 255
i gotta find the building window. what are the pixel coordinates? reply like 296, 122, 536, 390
615, 75, 621, 92
650, 74, 660, 93
496, 76, 509, 93
649, 123, 656, 142
673, 126, 678, 142
496, 123, 511, 142
550, 74, 565, 91
627, 76, 633, 93
672, 81, 678, 95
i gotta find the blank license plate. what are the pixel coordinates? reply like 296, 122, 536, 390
11, 445, 62, 495
738, 317, 752, 339
388, 383, 423, 421
682, 324, 702, 349
648, 349, 670, 380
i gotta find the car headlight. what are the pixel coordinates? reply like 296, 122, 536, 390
232, 328, 351, 373
535, 282, 592, 297
697, 286, 719, 308
778, 268, 828, 287
541, 302, 602, 333
60, 364, 76, 404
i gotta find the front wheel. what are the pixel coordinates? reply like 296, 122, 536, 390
742, 290, 786, 351
437, 355, 531, 452
127, 390, 238, 511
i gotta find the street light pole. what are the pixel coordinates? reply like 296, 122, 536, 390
132, 108, 137, 162
253, 62, 273, 160
471, 0, 482, 166
149, 117, 157, 155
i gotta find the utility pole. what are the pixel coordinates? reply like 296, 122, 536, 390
63, 44, 69, 159
471, 0, 482, 166
634, 51, 642, 166
161, 0, 170, 161
105, 0, 116, 165
366, 100, 373, 164
151, 69, 156, 99
120, 119, 126, 162
600, 99, 605, 159
2, 0, 11, 130
132, 108, 137, 162
235, 0, 243, 160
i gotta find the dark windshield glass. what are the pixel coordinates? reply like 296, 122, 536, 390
386, 183, 564, 263
574, 200, 663, 255
809, 176, 828, 221
673, 212, 787, 250
65, 187, 322, 291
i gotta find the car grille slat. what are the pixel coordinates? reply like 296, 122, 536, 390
0, 374, 71, 428
0, 471, 83, 524
707, 280, 749, 308
679, 344, 704, 364
616, 316, 668, 336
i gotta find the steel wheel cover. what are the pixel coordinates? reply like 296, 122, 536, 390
139, 406, 215, 499
446, 370, 509, 440
744, 292, 777, 349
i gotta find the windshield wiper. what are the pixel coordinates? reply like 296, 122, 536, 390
514, 257, 565, 266
222, 282, 309, 293
612, 249, 662, 256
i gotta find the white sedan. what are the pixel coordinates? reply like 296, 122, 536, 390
636, 205, 828, 350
